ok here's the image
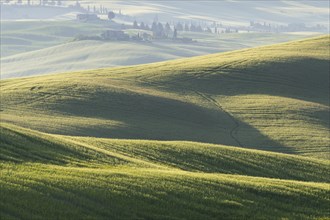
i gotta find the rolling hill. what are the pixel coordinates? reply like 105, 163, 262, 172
0, 20, 120, 57
0, 35, 329, 219
1, 20, 318, 79
1, 123, 329, 219
1, 35, 329, 158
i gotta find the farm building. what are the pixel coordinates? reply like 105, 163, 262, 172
76, 14, 100, 22
101, 30, 130, 41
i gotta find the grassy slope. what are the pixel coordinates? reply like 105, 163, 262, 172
1, 35, 329, 158
2, 164, 329, 220
1, 36, 329, 219
1, 123, 329, 219
1, 123, 329, 182
0, 20, 108, 57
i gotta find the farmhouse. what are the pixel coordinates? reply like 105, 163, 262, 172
76, 14, 100, 22
101, 30, 130, 41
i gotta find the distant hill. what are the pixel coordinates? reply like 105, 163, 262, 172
0, 4, 84, 20
2, 1, 328, 26
80, 1, 330, 27
1, 29, 320, 79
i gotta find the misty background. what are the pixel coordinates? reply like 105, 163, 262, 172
1, 0, 329, 78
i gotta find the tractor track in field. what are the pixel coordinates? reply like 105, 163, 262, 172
133, 77, 244, 148
11, 75, 244, 148
193, 91, 243, 148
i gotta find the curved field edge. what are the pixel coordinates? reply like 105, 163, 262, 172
1, 123, 329, 183
0, 163, 329, 220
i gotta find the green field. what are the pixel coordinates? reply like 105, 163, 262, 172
1, 35, 329, 219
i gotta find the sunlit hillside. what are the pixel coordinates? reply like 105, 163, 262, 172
1, 123, 329, 219
0, 35, 329, 219
1, 35, 329, 158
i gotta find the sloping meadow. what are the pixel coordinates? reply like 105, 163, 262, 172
1, 35, 329, 219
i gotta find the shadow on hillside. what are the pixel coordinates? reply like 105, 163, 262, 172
37, 87, 295, 155
124, 57, 329, 154
156, 58, 329, 106
0, 125, 98, 165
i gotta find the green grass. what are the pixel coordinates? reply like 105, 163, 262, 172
1, 164, 329, 220
1, 35, 329, 158
1, 123, 329, 182
0, 35, 329, 219
1, 123, 329, 219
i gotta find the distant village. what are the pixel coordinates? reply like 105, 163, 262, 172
75, 11, 327, 43
75, 13, 200, 43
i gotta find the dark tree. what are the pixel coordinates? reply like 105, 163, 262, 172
151, 22, 158, 32
176, 22, 183, 31
173, 28, 177, 39
75, 0, 80, 8
165, 23, 171, 31
165, 22, 171, 36
108, 11, 115, 20
190, 24, 196, 32
145, 24, 150, 30
153, 14, 159, 23
133, 20, 139, 29
140, 22, 146, 30
158, 23, 164, 32
184, 23, 189, 32
196, 25, 203, 32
